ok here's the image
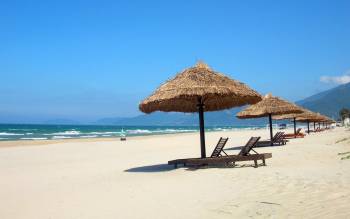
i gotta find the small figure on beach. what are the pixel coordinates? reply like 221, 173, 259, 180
120, 129, 126, 141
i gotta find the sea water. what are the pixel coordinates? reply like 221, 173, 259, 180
0, 124, 265, 141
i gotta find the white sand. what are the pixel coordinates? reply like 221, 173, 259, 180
0, 127, 349, 218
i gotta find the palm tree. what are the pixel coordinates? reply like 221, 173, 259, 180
339, 108, 350, 121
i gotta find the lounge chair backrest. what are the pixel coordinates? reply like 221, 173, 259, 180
239, 137, 261, 156
210, 137, 229, 157
277, 132, 285, 140
272, 132, 282, 141
296, 128, 301, 134
273, 132, 284, 142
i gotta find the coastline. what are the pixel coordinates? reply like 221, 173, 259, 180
0, 127, 267, 148
0, 124, 267, 142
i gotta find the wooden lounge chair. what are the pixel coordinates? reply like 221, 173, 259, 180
256, 132, 287, 147
167, 137, 228, 167
168, 137, 272, 168
210, 137, 229, 157
282, 128, 305, 139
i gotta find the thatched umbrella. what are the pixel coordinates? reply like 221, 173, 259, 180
237, 94, 303, 145
313, 113, 328, 129
320, 116, 333, 129
294, 111, 325, 134
305, 113, 327, 131
310, 114, 322, 131
273, 108, 318, 135
139, 62, 262, 158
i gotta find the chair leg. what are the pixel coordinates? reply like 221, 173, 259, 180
262, 158, 266, 166
254, 160, 258, 168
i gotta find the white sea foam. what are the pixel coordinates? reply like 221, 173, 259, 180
52, 136, 73, 139
212, 128, 230, 131
26, 133, 34, 135
88, 131, 121, 135
126, 129, 152, 134
20, 137, 47, 140
44, 131, 81, 136
163, 129, 195, 133
0, 132, 25, 136
126, 129, 196, 135
80, 135, 98, 138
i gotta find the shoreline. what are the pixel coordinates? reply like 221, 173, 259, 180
0, 125, 270, 144
0, 128, 270, 148
0, 127, 332, 148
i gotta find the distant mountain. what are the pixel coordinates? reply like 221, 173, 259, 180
96, 108, 267, 126
296, 82, 350, 119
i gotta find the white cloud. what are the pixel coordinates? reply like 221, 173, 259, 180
320, 71, 350, 85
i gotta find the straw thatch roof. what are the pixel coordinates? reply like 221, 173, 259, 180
236, 93, 303, 119
139, 62, 262, 113
315, 114, 329, 122
273, 108, 317, 120
296, 113, 329, 122
296, 115, 324, 122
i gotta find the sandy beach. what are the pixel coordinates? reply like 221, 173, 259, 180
0, 127, 349, 218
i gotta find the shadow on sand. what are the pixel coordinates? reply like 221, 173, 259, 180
125, 162, 266, 172
184, 163, 265, 170
124, 163, 174, 173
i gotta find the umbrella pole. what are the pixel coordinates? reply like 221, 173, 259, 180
198, 102, 206, 158
307, 120, 310, 134
314, 122, 315, 131
293, 117, 296, 137
269, 114, 273, 146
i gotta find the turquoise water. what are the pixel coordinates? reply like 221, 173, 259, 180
0, 124, 264, 141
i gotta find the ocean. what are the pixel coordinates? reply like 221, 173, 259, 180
0, 124, 265, 141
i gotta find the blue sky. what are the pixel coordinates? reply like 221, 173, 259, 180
1, 0, 349, 122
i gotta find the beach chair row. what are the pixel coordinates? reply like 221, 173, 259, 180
169, 127, 330, 168
168, 137, 272, 168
